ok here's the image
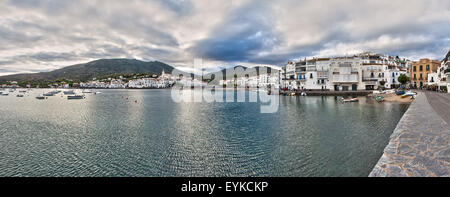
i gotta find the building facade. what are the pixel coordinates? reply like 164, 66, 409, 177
281, 52, 411, 91
437, 50, 450, 92
410, 59, 440, 88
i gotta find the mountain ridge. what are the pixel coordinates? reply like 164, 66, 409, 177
0, 58, 176, 83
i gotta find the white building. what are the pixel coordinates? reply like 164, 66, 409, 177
437, 50, 450, 92
281, 52, 411, 91
282, 61, 296, 90
329, 57, 362, 91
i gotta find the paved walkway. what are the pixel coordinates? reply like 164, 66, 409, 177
369, 92, 450, 177
425, 91, 450, 124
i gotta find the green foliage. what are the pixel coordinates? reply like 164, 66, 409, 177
398, 74, 409, 85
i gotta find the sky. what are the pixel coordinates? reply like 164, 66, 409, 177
0, 0, 449, 76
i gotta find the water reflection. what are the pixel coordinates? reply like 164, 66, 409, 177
0, 89, 409, 177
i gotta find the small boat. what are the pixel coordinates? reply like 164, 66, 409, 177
94, 91, 102, 94
67, 95, 85, 100
63, 90, 76, 95
43, 92, 56, 96
36, 95, 47, 99
342, 97, 359, 103
16, 94, 24, 97
375, 96, 385, 102
300, 92, 307, 96
19, 90, 27, 93
395, 90, 405, 95
404, 91, 417, 96
1, 92, 9, 96
82, 89, 93, 93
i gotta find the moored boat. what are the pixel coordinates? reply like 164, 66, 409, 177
395, 90, 405, 95
342, 97, 359, 103
82, 89, 92, 93
17, 94, 24, 97
375, 96, 385, 102
63, 90, 75, 95
36, 95, 47, 99
43, 92, 56, 96
67, 95, 85, 99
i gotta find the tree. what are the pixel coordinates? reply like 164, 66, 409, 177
398, 74, 409, 86
379, 80, 386, 90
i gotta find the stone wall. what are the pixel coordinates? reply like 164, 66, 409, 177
369, 92, 450, 177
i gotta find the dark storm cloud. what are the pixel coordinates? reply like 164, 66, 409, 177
190, 1, 280, 62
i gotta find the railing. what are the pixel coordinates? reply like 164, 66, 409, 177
362, 77, 379, 81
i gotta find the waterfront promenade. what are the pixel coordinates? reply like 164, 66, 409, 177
369, 92, 450, 177
425, 92, 450, 124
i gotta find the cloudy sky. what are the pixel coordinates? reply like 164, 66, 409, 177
0, 0, 449, 76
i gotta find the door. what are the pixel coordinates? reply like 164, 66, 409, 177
352, 84, 357, 91
334, 85, 339, 91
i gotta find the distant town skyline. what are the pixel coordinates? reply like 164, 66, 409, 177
0, 0, 449, 76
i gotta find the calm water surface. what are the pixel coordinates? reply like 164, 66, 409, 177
0, 89, 409, 177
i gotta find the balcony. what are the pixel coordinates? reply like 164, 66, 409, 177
332, 74, 358, 83
317, 71, 329, 79
362, 77, 379, 82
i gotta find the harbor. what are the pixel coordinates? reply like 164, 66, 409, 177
0, 89, 409, 177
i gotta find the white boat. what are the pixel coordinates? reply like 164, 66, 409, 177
342, 97, 359, 103
43, 92, 56, 96
63, 90, 75, 95
36, 95, 47, 99
404, 91, 417, 96
82, 89, 93, 93
300, 92, 307, 96
372, 90, 381, 94
94, 91, 102, 94
1, 92, 9, 96
67, 95, 85, 99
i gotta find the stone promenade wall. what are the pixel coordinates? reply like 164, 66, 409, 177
369, 92, 450, 177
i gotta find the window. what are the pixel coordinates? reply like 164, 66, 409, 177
413, 66, 416, 72
392, 73, 395, 77
420, 73, 423, 79
414, 74, 416, 80
426, 65, 430, 71
371, 72, 374, 77
310, 73, 313, 78
420, 65, 423, 71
